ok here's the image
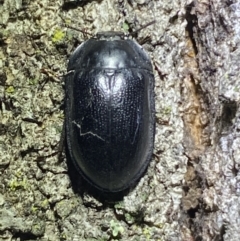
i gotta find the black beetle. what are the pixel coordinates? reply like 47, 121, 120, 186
65, 31, 155, 193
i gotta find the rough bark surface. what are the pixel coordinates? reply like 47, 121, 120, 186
0, 0, 239, 240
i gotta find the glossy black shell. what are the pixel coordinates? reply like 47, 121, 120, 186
65, 32, 155, 192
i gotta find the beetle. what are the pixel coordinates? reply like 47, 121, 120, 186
65, 30, 155, 193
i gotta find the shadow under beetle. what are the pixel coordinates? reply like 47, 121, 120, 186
65, 29, 155, 193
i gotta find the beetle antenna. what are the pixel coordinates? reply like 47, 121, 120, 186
63, 24, 92, 36
130, 20, 156, 36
